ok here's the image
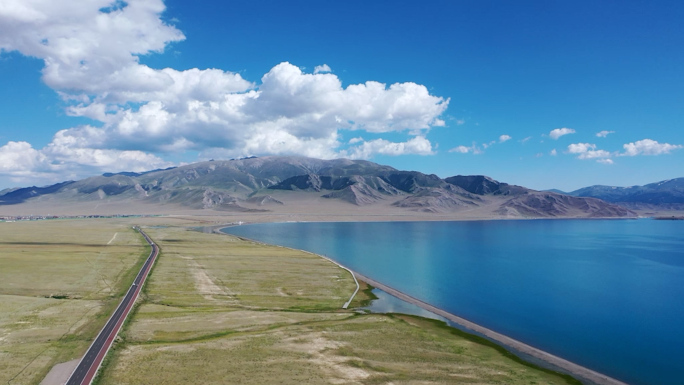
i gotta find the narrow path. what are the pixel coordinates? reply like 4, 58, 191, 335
106, 233, 117, 245
318, 254, 359, 309
64, 227, 158, 385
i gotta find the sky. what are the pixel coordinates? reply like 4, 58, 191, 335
0, 0, 683, 192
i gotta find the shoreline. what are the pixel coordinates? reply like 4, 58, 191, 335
212, 215, 646, 232
354, 273, 627, 385
217, 225, 629, 385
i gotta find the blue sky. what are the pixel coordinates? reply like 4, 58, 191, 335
1, 0, 682, 191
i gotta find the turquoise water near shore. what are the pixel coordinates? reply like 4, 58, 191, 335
223, 219, 684, 385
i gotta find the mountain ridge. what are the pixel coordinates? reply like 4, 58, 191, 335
564, 178, 684, 209
0, 156, 637, 218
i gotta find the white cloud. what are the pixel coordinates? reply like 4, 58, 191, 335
448, 143, 481, 154
580, 150, 611, 160
68, 62, 447, 155
549, 127, 576, 140
567, 143, 596, 154
520, 136, 532, 144
449, 146, 471, 154
0, 141, 48, 177
567, 143, 611, 160
0, 0, 448, 134
43, 126, 171, 171
499, 134, 511, 143
596, 130, 615, 138
0, 137, 171, 185
36, 60, 447, 156
621, 139, 683, 156
313, 64, 332, 74
342, 136, 434, 159
348, 137, 364, 144
0, 0, 195, 99
0, 0, 451, 186
46, 61, 448, 159
564, 138, 682, 164
550, 149, 557, 156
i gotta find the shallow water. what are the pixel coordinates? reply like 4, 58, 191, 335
363, 288, 450, 323
223, 219, 684, 385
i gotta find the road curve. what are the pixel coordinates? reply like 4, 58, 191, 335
65, 227, 159, 385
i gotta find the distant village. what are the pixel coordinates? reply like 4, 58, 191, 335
0, 214, 154, 222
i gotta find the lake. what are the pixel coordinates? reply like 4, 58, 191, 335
223, 219, 684, 385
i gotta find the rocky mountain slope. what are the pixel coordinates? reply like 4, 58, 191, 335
0, 156, 636, 218
565, 178, 684, 209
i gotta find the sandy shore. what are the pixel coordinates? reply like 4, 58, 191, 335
353, 272, 628, 385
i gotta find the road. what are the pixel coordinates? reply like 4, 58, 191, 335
65, 227, 159, 385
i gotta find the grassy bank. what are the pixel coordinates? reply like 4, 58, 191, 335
97, 225, 579, 385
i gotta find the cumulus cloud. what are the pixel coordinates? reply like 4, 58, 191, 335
549, 127, 576, 140
449, 146, 471, 154
567, 143, 611, 160
499, 134, 511, 143
449, 143, 481, 154
550, 149, 557, 156
0, 0, 194, 99
342, 136, 434, 159
596, 130, 615, 138
621, 139, 683, 156
0, 141, 48, 177
567, 143, 595, 154
313, 64, 332, 74
0, 137, 171, 185
42, 61, 448, 162
564, 138, 682, 165
0, 0, 450, 185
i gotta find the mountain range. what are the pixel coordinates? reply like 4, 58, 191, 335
0, 156, 650, 218
558, 178, 684, 210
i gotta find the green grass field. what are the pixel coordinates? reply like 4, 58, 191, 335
96, 225, 579, 385
0, 219, 148, 385
1, 219, 579, 384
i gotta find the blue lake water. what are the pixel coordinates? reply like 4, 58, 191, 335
223, 219, 684, 385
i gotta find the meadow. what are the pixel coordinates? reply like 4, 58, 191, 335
1, 218, 579, 384
0, 219, 147, 385
97, 225, 579, 385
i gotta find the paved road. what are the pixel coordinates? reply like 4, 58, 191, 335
65, 227, 159, 385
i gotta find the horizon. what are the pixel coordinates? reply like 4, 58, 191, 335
1, 1, 683, 192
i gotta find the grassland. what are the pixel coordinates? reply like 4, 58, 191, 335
0, 219, 148, 385
96, 225, 579, 385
